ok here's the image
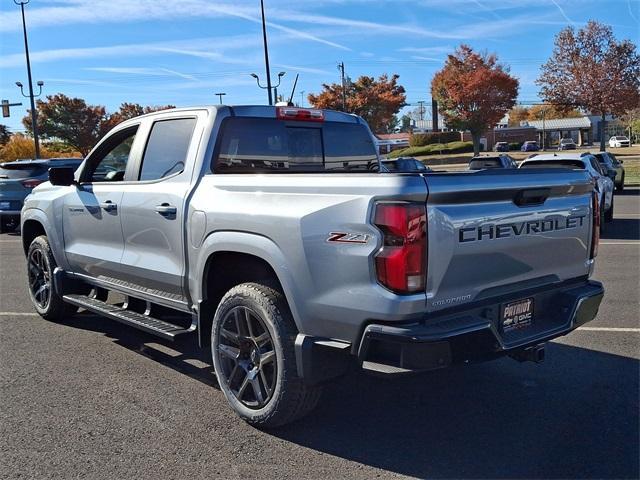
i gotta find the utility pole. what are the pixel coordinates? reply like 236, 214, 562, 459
299, 90, 305, 107
14, 0, 41, 158
337, 62, 346, 111
260, 0, 273, 105
417, 100, 425, 122
215, 92, 226, 104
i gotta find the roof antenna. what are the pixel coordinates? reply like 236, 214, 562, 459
287, 73, 299, 106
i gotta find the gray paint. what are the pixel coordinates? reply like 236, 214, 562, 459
22, 105, 598, 345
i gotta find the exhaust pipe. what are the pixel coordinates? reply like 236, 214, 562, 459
509, 344, 545, 363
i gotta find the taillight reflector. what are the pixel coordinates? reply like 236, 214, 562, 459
276, 107, 324, 122
373, 203, 427, 294
590, 192, 600, 259
21, 179, 43, 189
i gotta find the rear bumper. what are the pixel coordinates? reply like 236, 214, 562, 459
357, 280, 604, 374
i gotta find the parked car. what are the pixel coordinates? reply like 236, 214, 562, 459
609, 135, 630, 148
493, 141, 509, 152
0, 157, 83, 233
558, 138, 577, 150
21, 105, 604, 427
381, 157, 431, 173
468, 154, 517, 170
521, 141, 540, 152
594, 152, 625, 192
519, 153, 614, 229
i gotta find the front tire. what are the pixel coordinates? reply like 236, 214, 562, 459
27, 235, 81, 321
211, 282, 322, 428
616, 175, 624, 192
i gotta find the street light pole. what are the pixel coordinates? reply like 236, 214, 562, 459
15, 0, 41, 158
260, 0, 273, 106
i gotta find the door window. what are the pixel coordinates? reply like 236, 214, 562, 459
88, 127, 138, 182
138, 118, 197, 181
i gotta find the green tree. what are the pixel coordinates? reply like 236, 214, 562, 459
537, 20, 640, 151
0, 125, 11, 146
432, 45, 519, 156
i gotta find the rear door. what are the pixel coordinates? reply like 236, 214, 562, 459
423, 170, 594, 313
63, 125, 142, 279
117, 112, 203, 305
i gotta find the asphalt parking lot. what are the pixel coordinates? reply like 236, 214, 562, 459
1, 190, 638, 479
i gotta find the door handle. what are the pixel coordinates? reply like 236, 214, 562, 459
99, 200, 117, 212
155, 203, 177, 216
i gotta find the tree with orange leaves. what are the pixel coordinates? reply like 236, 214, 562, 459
431, 45, 519, 156
308, 74, 406, 133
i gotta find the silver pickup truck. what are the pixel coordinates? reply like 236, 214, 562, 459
21, 105, 604, 427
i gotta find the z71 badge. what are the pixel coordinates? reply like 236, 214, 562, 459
327, 232, 370, 244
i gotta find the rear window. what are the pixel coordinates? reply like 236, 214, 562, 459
0, 163, 46, 179
520, 160, 585, 169
469, 158, 502, 169
213, 118, 378, 173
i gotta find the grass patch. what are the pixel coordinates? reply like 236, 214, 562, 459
388, 141, 474, 158
623, 158, 640, 185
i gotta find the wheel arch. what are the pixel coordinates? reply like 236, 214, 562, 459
193, 231, 305, 344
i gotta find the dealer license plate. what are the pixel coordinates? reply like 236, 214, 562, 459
502, 297, 534, 333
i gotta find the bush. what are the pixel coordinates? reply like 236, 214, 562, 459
388, 141, 474, 158
0, 135, 57, 162
508, 142, 523, 151
409, 131, 460, 147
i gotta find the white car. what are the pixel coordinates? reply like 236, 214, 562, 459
609, 136, 630, 148
519, 153, 615, 231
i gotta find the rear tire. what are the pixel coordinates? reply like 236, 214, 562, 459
211, 282, 322, 428
605, 195, 614, 223
26, 235, 83, 321
599, 198, 606, 234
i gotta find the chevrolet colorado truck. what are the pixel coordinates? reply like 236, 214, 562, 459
21, 105, 604, 427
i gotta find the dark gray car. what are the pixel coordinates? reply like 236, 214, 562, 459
0, 158, 83, 232
594, 152, 625, 191
469, 154, 517, 170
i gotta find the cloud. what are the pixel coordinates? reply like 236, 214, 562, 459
0, 0, 350, 51
548, 0, 574, 25
86, 67, 198, 81
398, 46, 453, 54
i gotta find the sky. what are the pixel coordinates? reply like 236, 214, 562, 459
1, 0, 639, 134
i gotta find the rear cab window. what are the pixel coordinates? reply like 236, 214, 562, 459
520, 159, 585, 169
139, 118, 197, 181
213, 117, 378, 173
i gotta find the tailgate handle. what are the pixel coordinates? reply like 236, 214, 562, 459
514, 188, 550, 207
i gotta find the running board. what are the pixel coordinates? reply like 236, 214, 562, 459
63, 294, 195, 341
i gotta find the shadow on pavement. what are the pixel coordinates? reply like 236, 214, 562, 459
601, 218, 640, 240
58, 313, 639, 479
616, 188, 640, 196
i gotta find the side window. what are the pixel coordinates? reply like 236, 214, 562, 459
138, 118, 196, 181
590, 158, 604, 175
89, 127, 138, 182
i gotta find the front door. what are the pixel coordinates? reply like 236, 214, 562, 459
118, 115, 201, 304
63, 125, 142, 280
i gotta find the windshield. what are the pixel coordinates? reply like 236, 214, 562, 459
214, 118, 378, 173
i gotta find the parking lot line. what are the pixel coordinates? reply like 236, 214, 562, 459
577, 327, 640, 332
0, 312, 38, 316
599, 241, 639, 245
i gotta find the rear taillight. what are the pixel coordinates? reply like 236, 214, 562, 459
373, 203, 427, 294
590, 192, 600, 259
21, 179, 43, 189
276, 107, 324, 122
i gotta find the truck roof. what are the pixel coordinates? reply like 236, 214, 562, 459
131, 105, 361, 124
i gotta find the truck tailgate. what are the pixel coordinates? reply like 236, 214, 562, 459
423, 169, 595, 313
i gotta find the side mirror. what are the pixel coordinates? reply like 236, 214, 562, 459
49, 167, 76, 186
